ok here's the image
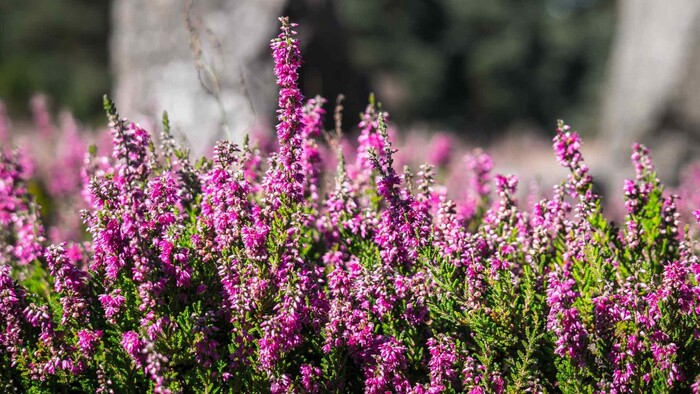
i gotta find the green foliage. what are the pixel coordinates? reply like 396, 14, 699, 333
0, 0, 110, 121
335, 0, 615, 131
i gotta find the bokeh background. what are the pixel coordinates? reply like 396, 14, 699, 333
1, 0, 699, 193
0, 0, 613, 132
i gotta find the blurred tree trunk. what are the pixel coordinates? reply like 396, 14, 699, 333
601, 0, 700, 189
111, 0, 286, 155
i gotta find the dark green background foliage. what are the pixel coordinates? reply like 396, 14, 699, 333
331, 0, 615, 132
0, 0, 111, 122
0, 0, 614, 134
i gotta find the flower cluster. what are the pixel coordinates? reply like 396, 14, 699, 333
1, 17, 700, 393
0, 149, 45, 265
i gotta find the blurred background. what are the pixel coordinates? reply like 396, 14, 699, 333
1, 0, 700, 192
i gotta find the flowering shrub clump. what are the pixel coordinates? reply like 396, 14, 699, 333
0, 94, 101, 244
2, 17, 700, 393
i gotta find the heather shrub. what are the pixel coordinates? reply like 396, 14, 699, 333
1, 17, 700, 393
0, 94, 105, 244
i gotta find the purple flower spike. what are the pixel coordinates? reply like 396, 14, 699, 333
121, 331, 144, 367
264, 16, 306, 205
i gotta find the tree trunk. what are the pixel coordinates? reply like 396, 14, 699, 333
111, 0, 286, 155
601, 0, 700, 189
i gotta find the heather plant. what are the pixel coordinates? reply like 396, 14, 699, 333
0, 94, 102, 244
1, 16, 700, 394
675, 162, 700, 229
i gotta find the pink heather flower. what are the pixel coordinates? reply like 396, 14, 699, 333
121, 331, 144, 367
110, 122, 153, 188
353, 100, 386, 182
320, 153, 368, 240
270, 374, 293, 394
610, 361, 635, 392
301, 96, 326, 201
552, 123, 582, 169
364, 337, 410, 394
661, 195, 680, 238
241, 139, 263, 188
427, 335, 458, 391
192, 310, 220, 368
631, 143, 655, 181
553, 122, 593, 197
322, 253, 372, 353
258, 229, 327, 373
77, 329, 103, 354
143, 314, 174, 341
300, 364, 322, 393
494, 174, 518, 200
491, 372, 505, 394
45, 244, 86, 294
592, 293, 631, 340
147, 172, 179, 219
31, 94, 54, 140
45, 244, 90, 325
427, 133, 454, 168
241, 207, 269, 261
216, 258, 261, 370
371, 115, 431, 269
0, 265, 28, 358
98, 290, 126, 321
0, 100, 9, 144
623, 179, 644, 215
674, 163, 700, 226
258, 210, 328, 372
546, 268, 588, 366
462, 355, 487, 391
0, 149, 46, 265
647, 260, 695, 321
460, 149, 492, 221
142, 340, 172, 393
201, 149, 253, 251
435, 199, 485, 307
465, 149, 493, 197
651, 342, 683, 385
264, 16, 305, 205
435, 199, 467, 258
81, 153, 111, 209
194, 336, 219, 369
48, 112, 86, 198
24, 304, 56, 347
